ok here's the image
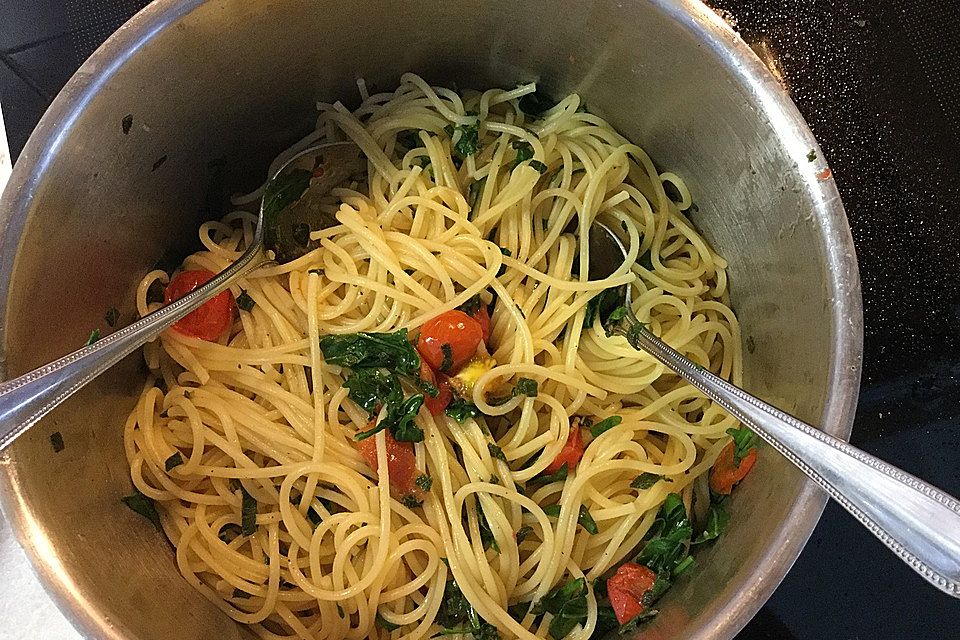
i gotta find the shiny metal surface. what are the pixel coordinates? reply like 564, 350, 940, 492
595, 256, 959, 596
0, 141, 357, 454
0, 1, 862, 639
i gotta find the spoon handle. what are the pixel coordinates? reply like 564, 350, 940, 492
0, 249, 260, 452
625, 323, 960, 598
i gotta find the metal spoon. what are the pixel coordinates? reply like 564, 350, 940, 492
0, 141, 362, 452
588, 221, 960, 598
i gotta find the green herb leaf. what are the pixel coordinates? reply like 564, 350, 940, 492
477, 501, 501, 553
528, 463, 568, 489
507, 601, 531, 622
529, 160, 548, 174
337, 604, 345, 618
439, 343, 454, 373
726, 426, 758, 466
262, 168, 314, 262
489, 377, 539, 406
436, 579, 500, 639
49, 431, 65, 453
104, 307, 120, 327
416, 474, 433, 492
515, 525, 533, 544
457, 294, 485, 316
165, 452, 184, 471
532, 577, 588, 640
454, 122, 481, 157
635, 493, 693, 576
240, 485, 258, 536
488, 443, 507, 462
319, 329, 421, 375
497, 247, 511, 277
590, 415, 622, 437
376, 611, 400, 632
446, 397, 480, 423
511, 140, 534, 167
85, 328, 101, 346
692, 503, 730, 544
630, 472, 671, 490
543, 504, 598, 534
344, 368, 402, 417
236, 290, 256, 311
583, 288, 621, 329
806, 149, 817, 162
390, 394, 425, 442
121, 488, 161, 531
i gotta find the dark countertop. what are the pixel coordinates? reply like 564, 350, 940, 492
1, 1, 958, 637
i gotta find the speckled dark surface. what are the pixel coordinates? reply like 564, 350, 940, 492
1, 1, 959, 638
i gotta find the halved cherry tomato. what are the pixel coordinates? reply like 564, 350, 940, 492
607, 562, 657, 625
544, 422, 584, 475
419, 359, 453, 415
417, 310, 483, 374
709, 441, 758, 495
164, 270, 234, 341
471, 305, 492, 345
356, 427, 423, 503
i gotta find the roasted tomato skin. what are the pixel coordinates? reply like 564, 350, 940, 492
544, 423, 585, 475
417, 310, 484, 374
607, 562, 658, 625
164, 270, 234, 340
709, 442, 758, 495
356, 428, 423, 504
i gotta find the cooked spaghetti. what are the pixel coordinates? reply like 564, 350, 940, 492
123, 73, 748, 640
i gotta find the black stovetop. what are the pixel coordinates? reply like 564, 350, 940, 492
2, 1, 958, 637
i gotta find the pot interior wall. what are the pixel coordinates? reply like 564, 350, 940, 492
1, 1, 844, 638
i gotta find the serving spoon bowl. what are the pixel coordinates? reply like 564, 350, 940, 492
0, 141, 361, 451
589, 221, 960, 598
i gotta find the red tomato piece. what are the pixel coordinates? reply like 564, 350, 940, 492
607, 562, 657, 625
419, 359, 453, 415
471, 306, 492, 345
164, 270, 234, 341
417, 310, 483, 374
709, 441, 758, 495
544, 422, 584, 475
356, 427, 422, 503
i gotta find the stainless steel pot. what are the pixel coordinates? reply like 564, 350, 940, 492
0, 1, 862, 638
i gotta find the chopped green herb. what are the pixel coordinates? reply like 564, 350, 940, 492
528, 463, 568, 489
104, 307, 120, 327
49, 431, 65, 453
343, 367, 401, 417
355, 392, 425, 443
121, 488, 162, 531
262, 168, 314, 262
631, 472, 671, 490
489, 377, 539, 405
445, 397, 480, 423
467, 177, 487, 217
415, 474, 433, 492
590, 415, 622, 437
439, 343, 454, 373
488, 443, 507, 461
635, 493, 693, 577
507, 601, 531, 622
453, 122, 480, 157
85, 328, 101, 346
319, 329, 421, 375
583, 288, 621, 329
337, 604, 345, 618
401, 493, 424, 509
543, 504, 598, 534
236, 290, 256, 311
692, 503, 730, 544
376, 612, 401, 632
165, 452, 184, 471
532, 577, 588, 640
511, 140, 534, 167
515, 525, 533, 544
497, 247, 512, 277
477, 501, 501, 553
437, 579, 500, 640
529, 160, 548, 174
726, 426, 758, 465
240, 485, 258, 536
806, 149, 817, 162
457, 294, 485, 316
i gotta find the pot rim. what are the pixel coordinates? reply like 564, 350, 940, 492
0, 1, 863, 639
